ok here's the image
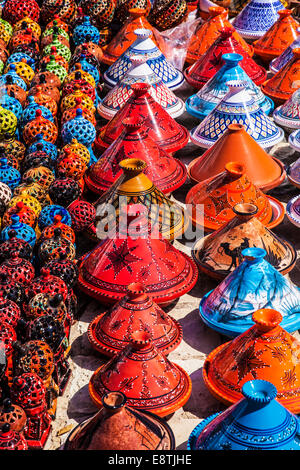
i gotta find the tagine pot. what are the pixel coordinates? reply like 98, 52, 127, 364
289, 128, 300, 155
199, 247, 300, 336
78, 203, 198, 306
186, 54, 273, 119
287, 157, 300, 188
190, 81, 284, 149
192, 203, 296, 280
273, 88, 300, 131
88, 282, 182, 357
188, 123, 285, 191
286, 195, 300, 228
184, 27, 266, 89
203, 308, 300, 413
186, 6, 253, 65
85, 118, 187, 195
96, 83, 189, 155
89, 331, 192, 416
270, 27, 300, 73
188, 379, 300, 450
186, 161, 285, 231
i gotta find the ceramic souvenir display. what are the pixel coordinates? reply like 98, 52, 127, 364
190, 81, 284, 149
188, 124, 285, 191
0, 158, 21, 190
273, 88, 300, 131
199, 247, 300, 336
3, 0, 40, 25
186, 6, 253, 64
89, 331, 192, 416
88, 282, 182, 357
64, 391, 175, 450
289, 128, 300, 152
232, 0, 283, 40
98, 57, 185, 120
192, 203, 296, 279
78, 203, 198, 306
96, 83, 189, 155
0, 230, 33, 263
286, 195, 300, 228
188, 379, 300, 450
186, 161, 285, 231
86, 118, 187, 195
67, 199, 96, 233
0, 399, 26, 434
203, 308, 300, 413
184, 28, 267, 89
147, 0, 188, 31
0, 424, 28, 450
0, 214, 36, 247
0, 252, 35, 286
0, 298, 21, 329
186, 54, 273, 119
262, 49, 300, 105
287, 158, 300, 188
270, 27, 300, 73
104, 29, 183, 91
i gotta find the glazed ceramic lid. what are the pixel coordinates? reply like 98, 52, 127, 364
289, 128, 300, 152
89, 331, 192, 416
186, 161, 285, 231
88, 282, 182, 356
232, 0, 283, 40
199, 247, 300, 336
188, 380, 300, 450
270, 27, 300, 73
96, 83, 189, 155
287, 157, 300, 188
85, 117, 187, 195
192, 203, 296, 279
203, 308, 300, 413
98, 57, 185, 120
188, 123, 285, 191
190, 81, 284, 149
273, 88, 300, 129
286, 194, 300, 228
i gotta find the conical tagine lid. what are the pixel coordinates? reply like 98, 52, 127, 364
88, 282, 182, 356
190, 81, 284, 149
90, 159, 189, 241
89, 331, 192, 416
104, 28, 184, 90
186, 54, 273, 120
270, 27, 300, 73
188, 379, 300, 450
184, 27, 266, 89
186, 6, 254, 64
65, 391, 175, 450
261, 48, 300, 105
188, 124, 285, 191
95, 83, 189, 155
193, 204, 296, 279
186, 162, 285, 231
273, 88, 300, 130
85, 117, 187, 195
203, 308, 300, 413
232, 0, 284, 40
253, 10, 299, 62
286, 194, 300, 228
287, 156, 300, 188
78, 204, 198, 305
102, 9, 166, 66
98, 57, 185, 120
200, 247, 300, 337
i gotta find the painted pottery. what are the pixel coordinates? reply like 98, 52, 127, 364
147, 0, 187, 31
199, 247, 300, 336
184, 28, 267, 89
0, 424, 28, 450
88, 282, 182, 356
286, 195, 300, 228
287, 157, 300, 188
188, 124, 285, 191
104, 29, 184, 90
273, 88, 300, 131
85, 118, 187, 195
65, 391, 175, 450
270, 27, 300, 73
0, 298, 21, 329
89, 331, 192, 416
78, 203, 198, 305
188, 379, 300, 450
0, 399, 26, 433
186, 161, 285, 231
0, 251, 35, 286
0, 158, 21, 190
67, 199, 96, 233
96, 83, 189, 155
261, 48, 300, 105
186, 6, 253, 65
0, 214, 36, 247
186, 54, 273, 120
98, 57, 185, 120
289, 128, 300, 152
232, 0, 283, 40
0, 230, 33, 263
190, 81, 284, 149
192, 203, 296, 279
203, 308, 300, 413
3, 0, 40, 25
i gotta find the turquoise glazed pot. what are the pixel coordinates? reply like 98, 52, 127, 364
188, 380, 300, 450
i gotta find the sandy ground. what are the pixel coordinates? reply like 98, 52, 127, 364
44, 81, 300, 450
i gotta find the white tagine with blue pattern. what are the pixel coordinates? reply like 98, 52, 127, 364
273, 88, 300, 132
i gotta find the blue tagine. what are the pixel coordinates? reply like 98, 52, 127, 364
188, 379, 300, 450
232, 0, 283, 41
190, 80, 284, 149
104, 28, 184, 90
199, 247, 300, 337
270, 27, 300, 74
186, 53, 273, 120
